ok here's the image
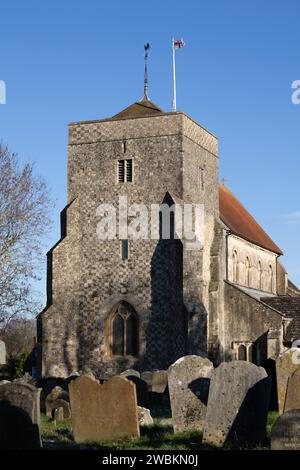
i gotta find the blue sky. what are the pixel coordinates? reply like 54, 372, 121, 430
0, 0, 300, 302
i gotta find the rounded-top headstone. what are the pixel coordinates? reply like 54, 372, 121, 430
271, 410, 300, 450
168, 355, 213, 433
0, 382, 41, 448
284, 367, 300, 413
276, 349, 300, 414
202, 361, 271, 447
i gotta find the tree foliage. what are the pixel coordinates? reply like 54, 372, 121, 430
0, 143, 53, 328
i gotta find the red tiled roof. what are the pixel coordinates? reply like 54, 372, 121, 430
219, 184, 283, 255
111, 99, 164, 120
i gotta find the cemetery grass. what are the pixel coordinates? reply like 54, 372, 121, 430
40, 398, 279, 450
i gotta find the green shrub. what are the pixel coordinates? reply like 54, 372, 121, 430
7, 352, 30, 380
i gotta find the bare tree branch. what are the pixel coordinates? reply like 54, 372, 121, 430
0, 143, 53, 329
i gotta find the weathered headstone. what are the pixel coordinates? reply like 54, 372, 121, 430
0, 340, 6, 365
202, 361, 271, 447
271, 409, 300, 450
284, 367, 300, 412
152, 370, 168, 393
168, 355, 213, 433
0, 382, 41, 448
138, 406, 153, 426
53, 407, 65, 422
46, 385, 69, 403
276, 349, 300, 414
47, 398, 71, 419
45, 385, 70, 419
120, 369, 140, 378
69, 375, 139, 443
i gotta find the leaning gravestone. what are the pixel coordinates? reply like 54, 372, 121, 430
271, 410, 300, 450
168, 355, 213, 433
0, 382, 41, 448
69, 375, 139, 443
276, 349, 300, 414
284, 368, 300, 412
202, 361, 271, 447
0, 340, 6, 365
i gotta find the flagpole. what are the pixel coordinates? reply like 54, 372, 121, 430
172, 38, 176, 112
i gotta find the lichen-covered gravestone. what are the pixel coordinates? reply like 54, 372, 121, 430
276, 349, 300, 414
271, 410, 300, 450
202, 361, 271, 447
0, 340, 6, 365
0, 382, 41, 448
168, 355, 213, 433
284, 368, 300, 412
69, 375, 139, 443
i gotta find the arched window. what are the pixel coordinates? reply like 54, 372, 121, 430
269, 265, 274, 292
110, 301, 138, 357
233, 250, 239, 284
258, 261, 263, 290
245, 257, 251, 287
238, 344, 247, 361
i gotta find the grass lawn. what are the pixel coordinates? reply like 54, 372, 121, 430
40, 396, 279, 450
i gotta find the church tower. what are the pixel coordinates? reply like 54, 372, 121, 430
37, 96, 220, 378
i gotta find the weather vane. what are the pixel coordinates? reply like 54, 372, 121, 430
143, 43, 150, 100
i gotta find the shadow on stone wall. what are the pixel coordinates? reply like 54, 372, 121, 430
143, 193, 186, 370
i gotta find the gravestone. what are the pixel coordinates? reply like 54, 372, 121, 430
138, 406, 153, 426
120, 369, 140, 379
271, 410, 300, 450
69, 375, 139, 443
168, 355, 213, 433
124, 376, 149, 408
0, 340, 6, 365
45, 385, 70, 419
202, 361, 271, 447
47, 398, 71, 419
152, 370, 168, 393
0, 382, 41, 448
276, 349, 300, 414
284, 368, 300, 412
53, 407, 65, 422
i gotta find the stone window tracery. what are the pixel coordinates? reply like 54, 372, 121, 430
107, 301, 138, 357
